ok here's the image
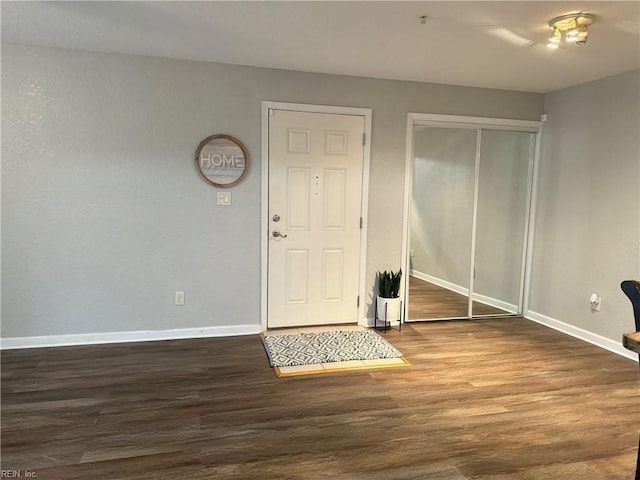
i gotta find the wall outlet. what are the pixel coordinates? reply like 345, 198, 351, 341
589, 293, 601, 312
175, 291, 185, 306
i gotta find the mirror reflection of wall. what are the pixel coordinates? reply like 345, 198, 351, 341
410, 127, 475, 320
473, 130, 533, 316
408, 124, 535, 321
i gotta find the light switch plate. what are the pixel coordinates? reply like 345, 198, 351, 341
217, 191, 231, 206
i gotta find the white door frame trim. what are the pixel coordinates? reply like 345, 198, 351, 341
401, 112, 543, 322
260, 101, 372, 332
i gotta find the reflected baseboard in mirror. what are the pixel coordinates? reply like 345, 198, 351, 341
408, 275, 509, 320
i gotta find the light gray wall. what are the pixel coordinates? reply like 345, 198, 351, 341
529, 69, 640, 341
1, 43, 544, 338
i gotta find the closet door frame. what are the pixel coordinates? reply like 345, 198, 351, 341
402, 113, 543, 322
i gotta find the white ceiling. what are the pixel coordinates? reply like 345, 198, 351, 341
2, 1, 639, 93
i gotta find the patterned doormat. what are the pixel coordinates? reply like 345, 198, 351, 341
261, 327, 410, 377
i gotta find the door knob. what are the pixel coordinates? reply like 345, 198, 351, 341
272, 230, 288, 238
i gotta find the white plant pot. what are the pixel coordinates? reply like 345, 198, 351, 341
376, 296, 401, 323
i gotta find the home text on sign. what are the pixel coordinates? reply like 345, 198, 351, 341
199, 153, 245, 170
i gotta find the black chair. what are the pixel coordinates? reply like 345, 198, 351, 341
621, 280, 640, 480
621, 280, 640, 332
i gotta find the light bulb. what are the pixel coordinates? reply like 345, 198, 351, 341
547, 28, 561, 49
566, 28, 579, 42
576, 25, 589, 45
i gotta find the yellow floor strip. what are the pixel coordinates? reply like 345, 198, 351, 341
273, 356, 411, 378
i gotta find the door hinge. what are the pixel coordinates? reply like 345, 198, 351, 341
357, 296, 360, 307
362, 133, 366, 146
359, 217, 363, 229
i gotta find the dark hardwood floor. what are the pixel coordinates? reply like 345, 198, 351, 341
2, 318, 639, 479
409, 276, 509, 320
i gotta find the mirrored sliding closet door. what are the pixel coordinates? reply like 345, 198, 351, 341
406, 116, 540, 321
472, 129, 534, 318
409, 127, 476, 320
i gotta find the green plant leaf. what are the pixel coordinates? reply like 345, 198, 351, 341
377, 269, 402, 298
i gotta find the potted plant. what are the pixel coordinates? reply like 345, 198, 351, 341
376, 269, 402, 325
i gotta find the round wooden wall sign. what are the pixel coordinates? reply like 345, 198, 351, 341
194, 134, 249, 188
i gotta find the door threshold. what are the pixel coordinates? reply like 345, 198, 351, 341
264, 324, 363, 336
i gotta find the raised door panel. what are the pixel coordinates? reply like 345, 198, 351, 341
285, 249, 309, 304
322, 168, 347, 231
321, 249, 344, 303
286, 167, 311, 231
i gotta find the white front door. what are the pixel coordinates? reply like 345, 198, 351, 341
267, 109, 365, 328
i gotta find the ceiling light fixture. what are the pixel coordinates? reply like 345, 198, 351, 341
547, 13, 595, 48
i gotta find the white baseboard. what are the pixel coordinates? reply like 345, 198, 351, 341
525, 310, 638, 362
364, 317, 402, 328
411, 269, 468, 296
473, 292, 518, 314
0, 324, 262, 350
410, 270, 517, 314
9, 313, 632, 365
